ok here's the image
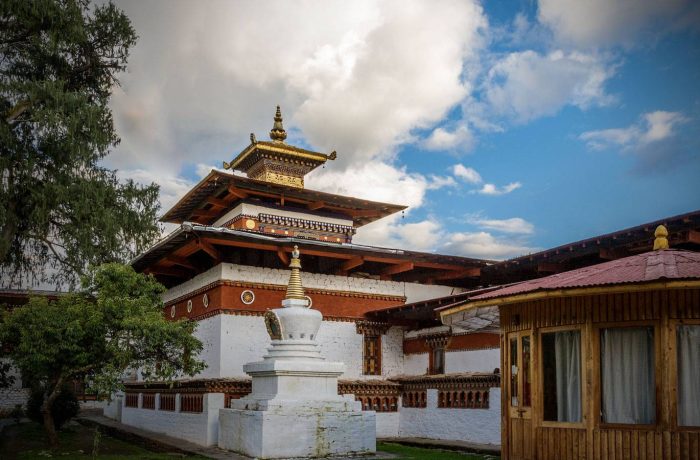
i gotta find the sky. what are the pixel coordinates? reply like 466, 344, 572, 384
107, 0, 700, 261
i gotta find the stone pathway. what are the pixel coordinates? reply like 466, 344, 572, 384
77, 413, 397, 459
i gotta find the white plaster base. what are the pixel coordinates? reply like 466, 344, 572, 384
219, 405, 375, 459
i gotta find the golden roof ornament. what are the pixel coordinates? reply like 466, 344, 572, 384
653, 225, 669, 250
269, 105, 287, 143
285, 245, 306, 300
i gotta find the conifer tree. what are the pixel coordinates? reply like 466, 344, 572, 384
0, 0, 160, 288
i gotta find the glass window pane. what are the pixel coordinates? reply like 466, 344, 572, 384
601, 327, 655, 424
542, 330, 582, 422
522, 336, 531, 407
677, 325, 700, 426
510, 338, 518, 406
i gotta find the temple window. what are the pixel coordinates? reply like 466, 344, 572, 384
362, 334, 381, 375
125, 393, 139, 408
142, 393, 155, 410
429, 346, 445, 375
600, 327, 655, 424
159, 393, 176, 411
180, 393, 204, 413
677, 325, 700, 426
541, 330, 582, 423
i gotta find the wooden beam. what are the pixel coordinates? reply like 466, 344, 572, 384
190, 209, 219, 220
345, 209, 383, 218
380, 262, 414, 277
205, 197, 230, 208
429, 267, 481, 281
149, 266, 189, 278
277, 248, 289, 266
537, 262, 562, 274
227, 185, 249, 200
166, 256, 197, 270
198, 240, 222, 262
684, 229, 700, 245
599, 247, 630, 260
308, 201, 325, 211
335, 256, 364, 275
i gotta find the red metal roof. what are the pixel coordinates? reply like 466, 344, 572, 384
470, 249, 700, 301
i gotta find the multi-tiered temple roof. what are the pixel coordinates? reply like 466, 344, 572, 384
135, 107, 489, 287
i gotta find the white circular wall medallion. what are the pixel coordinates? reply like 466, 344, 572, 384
241, 290, 255, 305
170, 305, 176, 318
203, 293, 209, 308
304, 295, 313, 308
186, 299, 193, 313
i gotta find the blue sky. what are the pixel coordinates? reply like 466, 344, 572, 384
109, 0, 700, 260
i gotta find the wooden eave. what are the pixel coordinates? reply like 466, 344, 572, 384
438, 279, 700, 319
482, 209, 700, 284
132, 225, 488, 287
160, 170, 407, 227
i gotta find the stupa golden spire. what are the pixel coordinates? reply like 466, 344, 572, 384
653, 225, 669, 250
285, 245, 306, 300
269, 105, 287, 142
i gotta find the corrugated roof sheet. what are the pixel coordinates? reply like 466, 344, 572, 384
470, 249, 700, 301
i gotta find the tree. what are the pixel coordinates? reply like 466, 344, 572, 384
0, 0, 160, 289
0, 263, 205, 448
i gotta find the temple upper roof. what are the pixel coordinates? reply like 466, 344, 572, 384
222, 106, 337, 189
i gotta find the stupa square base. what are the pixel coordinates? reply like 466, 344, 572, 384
218, 406, 376, 459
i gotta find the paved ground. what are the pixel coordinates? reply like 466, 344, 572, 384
77, 412, 397, 459
379, 437, 500, 456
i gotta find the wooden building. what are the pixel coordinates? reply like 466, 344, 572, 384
441, 227, 700, 459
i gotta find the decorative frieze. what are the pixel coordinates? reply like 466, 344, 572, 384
355, 320, 391, 336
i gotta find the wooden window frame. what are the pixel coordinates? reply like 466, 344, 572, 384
669, 319, 700, 432
538, 325, 586, 429
593, 321, 661, 430
362, 334, 382, 376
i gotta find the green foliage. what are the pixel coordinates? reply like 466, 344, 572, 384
27, 385, 80, 430
0, 0, 160, 288
0, 263, 206, 400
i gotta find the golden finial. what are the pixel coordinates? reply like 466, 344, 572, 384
285, 245, 305, 300
653, 225, 669, 250
269, 105, 287, 143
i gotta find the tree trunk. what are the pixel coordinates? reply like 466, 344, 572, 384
41, 376, 64, 449
0, 200, 17, 263
41, 404, 59, 449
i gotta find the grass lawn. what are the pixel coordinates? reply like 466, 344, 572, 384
0, 421, 207, 459
377, 442, 500, 460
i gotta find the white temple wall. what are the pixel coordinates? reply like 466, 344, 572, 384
216, 316, 405, 379
0, 359, 29, 416
163, 263, 461, 305
445, 348, 501, 374
219, 315, 270, 378
193, 315, 222, 378
120, 393, 225, 447
403, 353, 429, 376
375, 412, 400, 438
398, 388, 501, 446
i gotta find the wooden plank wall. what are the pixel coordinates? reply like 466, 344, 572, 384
500, 288, 700, 460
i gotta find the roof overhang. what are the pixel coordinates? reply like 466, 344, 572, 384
160, 170, 407, 227
439, 279, 700, 322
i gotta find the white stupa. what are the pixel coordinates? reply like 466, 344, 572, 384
218, 245, 376, 458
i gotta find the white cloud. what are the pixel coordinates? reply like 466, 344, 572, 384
483, 50, 614, 123
442, 231, 536, 259
537, 0, 695, 48
109, 0, 488, 174
474, 182, 522, 196
470, 217, 534, 234
579, 111, 688, 151
452, 164, 483, 184
423, 124, 474, 151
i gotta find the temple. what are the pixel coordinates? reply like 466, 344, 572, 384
18, 106, 690, 457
